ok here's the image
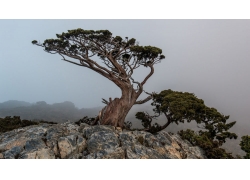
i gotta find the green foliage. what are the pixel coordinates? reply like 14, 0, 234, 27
130, 45, 164, 60
0, 116, 37, 133
134, 89, 237, 144
31, 40, 37, 44
0, 116, 57, 134
32, 28, 165, 68
179, 129, 234, 159
151, 89, 205, 123
134, 111, 162, 133
240, 135, 250, 159
135, 112, 152, 129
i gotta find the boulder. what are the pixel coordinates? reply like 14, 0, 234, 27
0, 122, 206, 159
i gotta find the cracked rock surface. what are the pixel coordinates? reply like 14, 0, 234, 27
0, 122, 206, 159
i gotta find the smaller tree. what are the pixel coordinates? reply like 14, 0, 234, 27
240, 135, 250, 159
133, 89, 237, 139
129, 89, 238, 158
134, 89, 206, 132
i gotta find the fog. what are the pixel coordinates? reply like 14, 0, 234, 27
1, 20, 250, 130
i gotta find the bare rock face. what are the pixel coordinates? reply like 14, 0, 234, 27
0, 122, 206, 159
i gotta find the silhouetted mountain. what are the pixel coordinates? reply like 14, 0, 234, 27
0, 100, 102, 122
0, 100, 32, 109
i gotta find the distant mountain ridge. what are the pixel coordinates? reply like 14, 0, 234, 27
0, 100, 32, 109
0, 100, 102, 122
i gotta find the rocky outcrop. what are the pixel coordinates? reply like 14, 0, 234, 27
0, 122, 206, 159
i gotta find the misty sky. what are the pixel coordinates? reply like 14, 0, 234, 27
1, 20, 250, 126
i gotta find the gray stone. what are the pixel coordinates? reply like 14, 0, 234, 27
18, 148, 55, 159
69, 153, 82, 159
82, 125, 115, 139
119, 131, 138, 148
3, 146, 23, 159
58, 134, 86, 159
62, 122, 79, 134
85, 150, 108, 159
58, 135, 76, 158
87, 131, 119, 153
19, 151, 37, 159
102, 147, 125, 159
0, 122, 207, 159
36, 148, 55, 159
155, 131, 172, 146
24, 138, 46, 152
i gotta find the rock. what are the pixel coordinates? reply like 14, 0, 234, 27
3, 146, 23, 159
19, 151, 37, 159
102, 147, 125, 159
119, 131, 137, 147
170, 134, 206, 159
125, 147, 140, 159
19, 147, 55, 159
62, 122, 79, 134
36, 148, 55, 159
77, 135, 86, 153
119, 131, 170, 159
45, 125, 65, 157
24, 138, 46, 152
82, 125, 115, 139
58, 135, 76, 158
0, 122, 207, 159
82, 125, 120, 159
87, 131, 119, 153
58, 134, 86, 158
126, 144, 167, 159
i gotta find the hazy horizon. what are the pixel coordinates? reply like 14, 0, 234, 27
1, 20, 250, 127
0, 99, 103, 109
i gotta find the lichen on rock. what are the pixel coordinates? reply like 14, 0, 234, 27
0, 122, 206, 159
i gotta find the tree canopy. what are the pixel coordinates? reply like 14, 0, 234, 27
32, 29, 164, 88
32, 29, 165, 128
133, 89, 237, 144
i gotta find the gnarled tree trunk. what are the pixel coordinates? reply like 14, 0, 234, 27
99, 86, 137, 128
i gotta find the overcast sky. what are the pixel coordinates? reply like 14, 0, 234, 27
1, 20, 250, 126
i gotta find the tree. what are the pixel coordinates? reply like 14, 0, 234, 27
32, 29, 165, 128
133, 89, 237, 142
130, 89, 238, 158
240, 135, 250, 159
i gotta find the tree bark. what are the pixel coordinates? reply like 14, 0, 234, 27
99, 86, 137, 128
98, 65, 155, 128
155, 112, 172, 131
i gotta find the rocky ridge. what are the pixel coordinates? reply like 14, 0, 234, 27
0, 122, 206, 159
